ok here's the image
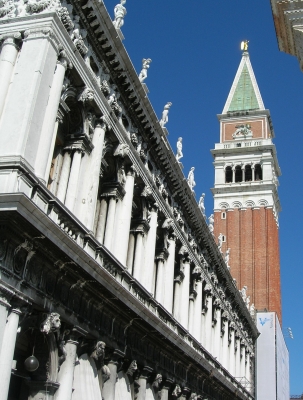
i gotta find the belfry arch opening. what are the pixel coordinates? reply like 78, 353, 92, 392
225, 166, 232, 183
255, 164, 262, 180
245, 165, 252, 182
235, 166, 242, 182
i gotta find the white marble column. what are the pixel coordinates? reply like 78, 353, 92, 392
35, 53, 70, 183
173, 275, 182, 322
102, 351, 124, 400
135, 367, 153, 400
235, 336, 241, 379
103, 196, 117, 251
0, 308, 22, 400
192, 278, 202, 341
204, 293, 213, 353
245, 352, 251, 384
163, 234, 176, 313
57, 150, 72, 203
221, 317, 229, 369
95, 198, 108, 244
229, 326, 236, 376
212, 303, 222, 360
113, 168, 136, 264
126, 232, 135, 272
242, 166, 245, 182
232, 166, 235, 183
132, 230, 145, 280
0, 33, 21, 119
0, 296, 10, 355
155, 251, 168, 305
56, 339, 79, 400
159, 380, 173, 400
65, 149, 83, 211
252, 166, 255, 181
142, 204, 158, 293
188, 295, 195, 334
84, 120, 108, 231
179, 257, 190, 329
240, 343, 246, 380
200, 310, 206, 346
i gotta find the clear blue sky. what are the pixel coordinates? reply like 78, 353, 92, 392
105, 0, 303, 394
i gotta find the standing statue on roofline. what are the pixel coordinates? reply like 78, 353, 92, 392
198, 193, 205, 216
187, 167, 196, 191
176, 137, 183, 162
159, 102, 172, 128
113, 0, 127, 30
139, 58, 152, 83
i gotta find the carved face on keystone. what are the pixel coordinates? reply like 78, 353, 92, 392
91, 341, 106, 360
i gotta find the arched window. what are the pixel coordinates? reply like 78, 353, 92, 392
235, 165, 242, 182
225, 166, 232, 183
255, 164, 262, 181
245, 165, 252, 181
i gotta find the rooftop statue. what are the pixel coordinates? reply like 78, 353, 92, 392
218, 233, 223, 251
225, 248, 230, 267
241, 40, 249, 52
198, 193, 205, 215
208, 214, 214, 234
159, 102, 172, 128
113, 0, 127, 30
176, 137, 183, 162
138, 58, 152, 83
187, 167, 196, 191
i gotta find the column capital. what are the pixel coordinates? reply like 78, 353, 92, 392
0, 32, 22, 48
23, 27, 61, 51
127, 164, 137, 177
96, 115, 110, 131
107, 348, 125, 364
138, 366, 153, 380
57, 48, 73, 70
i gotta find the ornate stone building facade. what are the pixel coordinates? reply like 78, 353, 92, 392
0, 1, 257, 399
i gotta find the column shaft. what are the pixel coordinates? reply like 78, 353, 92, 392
240, 346, 246, 379
188, 299, 195, 334
113, 172, 135, 264
141, 208, 158, 293
204, 296, 213, 352
163, 237, 176, 313
0, 36, 19, 119
35, 62, 67, 183
229, 330, 235, 376
192, 280, 202, 341
221, 320, 229, 369
83, 123, 107, 230
55, 340, 78, 400
132, 232, 144, 280
179, 261, 190, 329
235, 338, 241, 379
103, 197, 117, 251
155, 258, 165, 304
95, 198, 108, 244
245, 353, 251, 384
173, 280, 181, 321
57, 150, 72, 203
213, 308, 221, 359
65, 150, 83, 211
0, 298, 9, 355
126, 233, 135, 272
102, 361, 118, 400
0, 309, 21, 400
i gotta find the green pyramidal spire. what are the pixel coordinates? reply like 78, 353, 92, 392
223, 49, 265, 114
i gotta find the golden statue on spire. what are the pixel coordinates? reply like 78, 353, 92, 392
240, 40, 249, 51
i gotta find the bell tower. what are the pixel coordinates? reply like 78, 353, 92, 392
211, 46, 282, 322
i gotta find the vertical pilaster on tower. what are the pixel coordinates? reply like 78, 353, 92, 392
211, 47, 282, 323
